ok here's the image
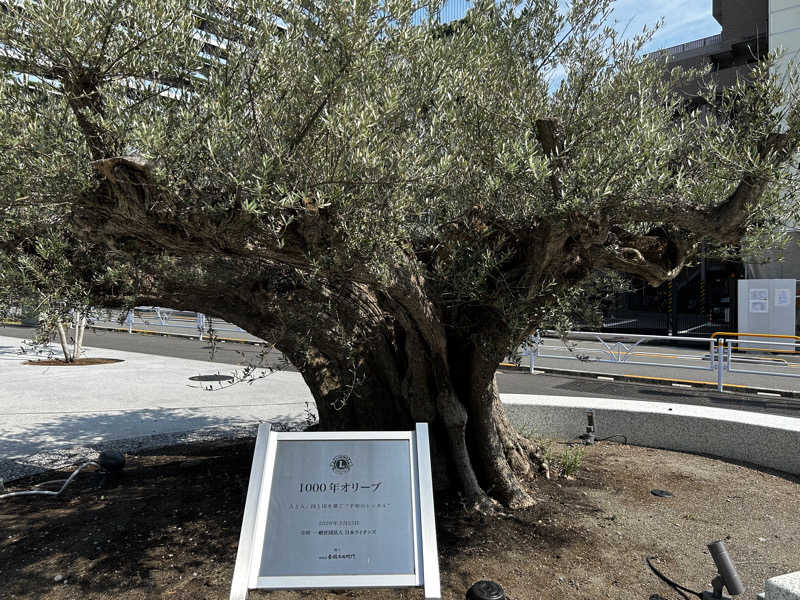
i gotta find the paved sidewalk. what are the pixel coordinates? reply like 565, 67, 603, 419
3, 332, 798, 484
0, 335, 315, 480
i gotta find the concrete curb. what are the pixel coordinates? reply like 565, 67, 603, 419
763, 572, 800, 600
503, 394, 800, 478
0, 424, 261, 483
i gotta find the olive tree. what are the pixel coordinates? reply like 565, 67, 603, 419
0, 233, 91, 361
1, 0, 799, 507
0, 195, 113, 361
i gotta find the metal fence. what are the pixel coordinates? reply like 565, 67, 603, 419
597, 311, 733, 337
520, 330, 800, 393
646, 33, 723, 60
91, 306, 259, 342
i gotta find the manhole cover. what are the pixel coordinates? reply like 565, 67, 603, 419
188, 374, 235, 382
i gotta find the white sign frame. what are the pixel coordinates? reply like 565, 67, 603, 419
230, 423, 440, 600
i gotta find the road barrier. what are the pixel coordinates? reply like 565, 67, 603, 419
715, 332, 800, 388
91, 307, 258, 342
520, 330, 800, 393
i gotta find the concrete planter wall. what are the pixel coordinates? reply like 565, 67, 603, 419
503, 395, 800, 477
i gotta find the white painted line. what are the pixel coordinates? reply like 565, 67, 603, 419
597, 376, 615, 381
671, 383, 692, 388
757, 392, 782, 398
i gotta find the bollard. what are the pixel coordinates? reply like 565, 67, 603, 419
466, 580, 505, 600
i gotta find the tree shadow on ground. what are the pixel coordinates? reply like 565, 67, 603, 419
0, 408, 310, 479
0, 440, 257, 597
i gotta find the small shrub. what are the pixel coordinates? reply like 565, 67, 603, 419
557, 446, 585, 477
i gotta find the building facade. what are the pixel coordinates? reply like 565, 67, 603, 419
757, 0, 800, 281
603, 0, 800, 336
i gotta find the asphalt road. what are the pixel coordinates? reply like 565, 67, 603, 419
83, 321, 800, 393
15, 316, 800, 393
3, 324, 799, 418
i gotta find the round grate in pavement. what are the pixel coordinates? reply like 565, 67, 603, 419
188, 374, 235, 382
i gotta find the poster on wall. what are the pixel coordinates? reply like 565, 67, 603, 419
775, 288, 793, 307
749, 288, 769, 313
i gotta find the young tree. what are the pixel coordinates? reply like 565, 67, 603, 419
0, 212, 101, 361
1, 0, 799, 507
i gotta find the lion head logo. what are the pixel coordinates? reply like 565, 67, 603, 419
330, 455, 352, 474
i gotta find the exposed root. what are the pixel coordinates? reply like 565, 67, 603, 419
460, 492, 505, 516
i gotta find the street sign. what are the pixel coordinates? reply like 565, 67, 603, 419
230, 423, 440, 599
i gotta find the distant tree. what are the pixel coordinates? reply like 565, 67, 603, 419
1, 0, 799, 507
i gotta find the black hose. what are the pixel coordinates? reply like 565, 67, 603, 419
646, 557, 702, 600
597, 434, 628, 444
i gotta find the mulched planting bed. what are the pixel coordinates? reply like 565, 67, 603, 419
1, 439, 798, 599
24, 358, 124, 366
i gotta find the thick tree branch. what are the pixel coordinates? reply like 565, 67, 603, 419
535, 117, 565, 202
591, 229, 694, 286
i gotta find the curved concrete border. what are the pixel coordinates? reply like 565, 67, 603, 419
502, 394, 800, 476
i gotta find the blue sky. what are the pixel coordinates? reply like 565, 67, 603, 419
608, 0, 721, 53
439, 1, 722, 53
440, 1, 722, 52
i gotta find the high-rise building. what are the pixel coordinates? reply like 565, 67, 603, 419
438, 0, 471, 23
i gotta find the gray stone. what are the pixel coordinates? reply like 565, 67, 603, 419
765, 572, 800, 600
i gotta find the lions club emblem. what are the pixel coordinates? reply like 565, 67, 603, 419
330, 455, 352, 474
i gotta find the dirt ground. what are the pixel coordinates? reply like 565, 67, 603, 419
1, 438, 797, 600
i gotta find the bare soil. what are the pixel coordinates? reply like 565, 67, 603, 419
1, 439, 797, 600
24, 358, 124, 366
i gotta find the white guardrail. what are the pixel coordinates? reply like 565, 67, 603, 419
520, 330, 800, 392
93, 306, 255, 341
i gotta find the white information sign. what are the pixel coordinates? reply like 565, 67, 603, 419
775, 288, 793, 307
230, 424, 440, 600
750, 288, 769, 313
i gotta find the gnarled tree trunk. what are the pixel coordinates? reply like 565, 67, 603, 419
125, 259, 549, 509
286, 311, 549, 509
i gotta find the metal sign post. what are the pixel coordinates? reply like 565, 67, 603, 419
230, 423, 440, 600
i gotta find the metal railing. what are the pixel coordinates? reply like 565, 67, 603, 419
91, 307, 258, 342
647, 33, 723, 60
519, 330, 800, 393
715, 332, 800, 387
